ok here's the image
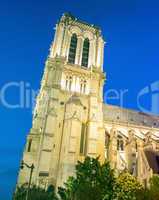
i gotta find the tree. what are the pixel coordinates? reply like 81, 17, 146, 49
135, 175, 159, 200
115, 172, 143, 200
14, 159, 159, 200
13, 184, 58, 200
148, 175, 159, 200
58, 157, 116, 200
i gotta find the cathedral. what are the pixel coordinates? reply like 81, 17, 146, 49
17, 13, 159, 189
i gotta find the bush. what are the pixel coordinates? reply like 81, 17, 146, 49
13, 184, 58, 200
115, 172, 143, 200
149, 175, 159, 200
14, 159, 159, 200
58, 157, 116, 200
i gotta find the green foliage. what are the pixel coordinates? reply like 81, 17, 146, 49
148, 175, 159, 200
13, 159, 159, 200
114, 172, 143, 200
135, 188, 151, 200
58, 157, 159, 200
58, 157, 116, 200
115, 174, 159, 200
13, 184, 58, 200
58, 177, 78, 200
135, 175, 159, 200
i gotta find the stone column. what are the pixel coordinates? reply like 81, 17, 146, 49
88, 39, 95, 68
52, 23, 64, 57
65, 32, 72, 62
126, 131, 137, 174
75, 36, 83, 65
56, 98, 84, 187
109, 129, 117, 169
99, 38, 104, 71
50, 24, 58, 58
72, 74, 76, 92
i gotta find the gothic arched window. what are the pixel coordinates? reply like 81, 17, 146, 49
68, 33, 77, 64
65, 76, 73, 91
81, 38, 90, 67
83, 80, 86, 93
105, 132, 110, 149
105, 131, 110, 159
27, 139, 32, 152
117, 135, 124, 151
80, 79, 87, 94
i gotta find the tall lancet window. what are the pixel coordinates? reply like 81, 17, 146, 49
117, 135, 124, 151
80, 79, 87, 94
81, 38, 90, 67
68, 33, 77, 64
65, 76, 73, 91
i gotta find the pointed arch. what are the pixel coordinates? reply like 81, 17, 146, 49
68, 33, 78, 64
117, 135, 124, 151
81, 38, 90, 67
80, 78, 87, 94
105, 131, 110, 159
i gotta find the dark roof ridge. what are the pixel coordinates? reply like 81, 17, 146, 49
103, 103, 159, 119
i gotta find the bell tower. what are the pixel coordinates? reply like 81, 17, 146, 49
17, 13, 106, 188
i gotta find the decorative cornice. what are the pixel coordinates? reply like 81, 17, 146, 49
60, 12, 101, 33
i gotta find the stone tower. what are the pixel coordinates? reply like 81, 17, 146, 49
18, 13, 105, 188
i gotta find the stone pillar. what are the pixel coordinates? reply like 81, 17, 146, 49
51, 23, 64, 57
96, 36, 104, 69
99, 38, 104, 71
75, 36, 83, 65
56, 96, 85, 187
126, 131, 137, 174
72, 74, 76, 92
61, 27, 70, 58
88, 39, 96, 68
50, 24, 58, 58
65, 33, 71, 61
109, 129, 117, 169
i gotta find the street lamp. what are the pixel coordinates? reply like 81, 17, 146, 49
20, 160, 35, 200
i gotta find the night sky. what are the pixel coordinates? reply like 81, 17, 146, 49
1, 0, 159, 199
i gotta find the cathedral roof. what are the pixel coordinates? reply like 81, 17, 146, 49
103, 104, 159, 129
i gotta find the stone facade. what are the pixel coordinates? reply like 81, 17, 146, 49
17, 13, 159, 189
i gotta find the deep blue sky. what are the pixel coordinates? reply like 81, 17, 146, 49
1, 0, 159, 199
